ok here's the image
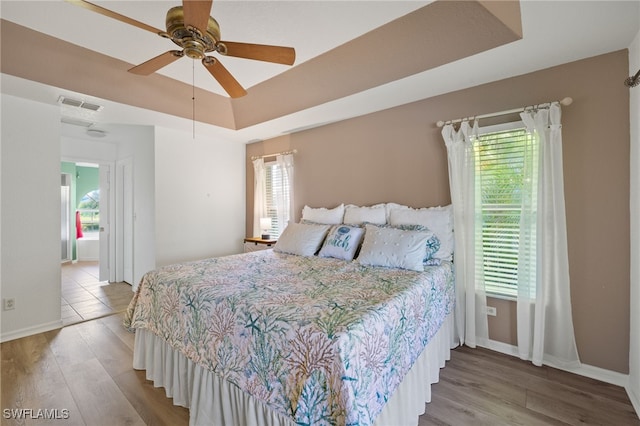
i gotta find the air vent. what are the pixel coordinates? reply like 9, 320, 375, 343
80, 102, 102, 111
86, 128, 108, 138
57, 96, 103, 112
59, 97, 83, 107
61, 116, 93, 127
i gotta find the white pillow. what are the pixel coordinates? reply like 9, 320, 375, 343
274, 223, 330, 256
357, 224, 429, 272
343, 204, 386, 225
385, 203, 409, 223
301, 204, 345, 225
319, 225, 365, 261
388, 205, 454, 261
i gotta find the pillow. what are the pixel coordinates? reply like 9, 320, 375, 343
274, 223, 330, 256
343, 204, 386, 225
301, 204, 345, 225
385, 203, 408, 223
318, 225, 365, 261
357, 224, 430, 272
388, 205, 453, 261
366, 222, 441, 264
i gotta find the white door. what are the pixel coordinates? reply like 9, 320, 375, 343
99, 165, 110, 282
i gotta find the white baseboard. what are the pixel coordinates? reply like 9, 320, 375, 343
479, 339, 640, 419
0, 320, 63, 343
481, 339, 520, 358
479, 339, 628, 387
567, 362, 629, 388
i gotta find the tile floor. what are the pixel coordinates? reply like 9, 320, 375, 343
61, 261, 134, 326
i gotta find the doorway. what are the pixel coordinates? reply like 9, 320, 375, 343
71, 162, 102, 268
60, 160, 134, 325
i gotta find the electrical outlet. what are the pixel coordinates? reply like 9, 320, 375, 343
486, 306, 497, 316
3, 298, 15, 311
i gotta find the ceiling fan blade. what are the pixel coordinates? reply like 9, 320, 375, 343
65, 0, 164, 35
182, 0, 213, 34
219, 41, 296, 65
202, 57, 247, 98
129, 51, 184, 75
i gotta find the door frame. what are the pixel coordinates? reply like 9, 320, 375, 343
61, 157, 118, 282
116, 157, 134, 284
98, 163, 114, 282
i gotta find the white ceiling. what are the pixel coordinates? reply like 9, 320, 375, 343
1, 0, 639, 144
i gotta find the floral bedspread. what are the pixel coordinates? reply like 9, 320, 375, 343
124, 250, 454, 426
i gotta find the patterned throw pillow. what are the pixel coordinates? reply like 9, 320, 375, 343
358, 224, 432, 272
363, 222, 441, 264
318, 225, 365, 261
388, 205, 453, 261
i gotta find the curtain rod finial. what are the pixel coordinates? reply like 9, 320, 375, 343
436, 120, 445, 128
560, 97, 573, 106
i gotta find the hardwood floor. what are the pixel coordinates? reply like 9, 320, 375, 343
420, 346, 639, 426
1, 313, 638, 425
1, 313, 189, 426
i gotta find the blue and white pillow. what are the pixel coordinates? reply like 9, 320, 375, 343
319, 225, 365, 261
363, 222, 441, 264
358, 224, 432, 271
388, 205, 453, 261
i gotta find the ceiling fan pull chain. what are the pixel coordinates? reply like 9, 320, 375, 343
192, 59, 196, 139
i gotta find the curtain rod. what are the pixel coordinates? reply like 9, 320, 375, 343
436, 97, 573, 128
250, 149, 297, 161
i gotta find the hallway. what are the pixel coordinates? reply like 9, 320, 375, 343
61, 261, 133, 326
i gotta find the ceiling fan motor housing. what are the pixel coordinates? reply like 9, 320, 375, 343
165, 6, 221, 59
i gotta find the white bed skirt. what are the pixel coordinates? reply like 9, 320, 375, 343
133, 313, 454, 426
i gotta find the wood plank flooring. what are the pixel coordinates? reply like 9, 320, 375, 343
420, 346, 639, 426
1, 313, 638, 426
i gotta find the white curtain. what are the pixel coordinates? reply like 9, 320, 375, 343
252, 158, 267, 237
442, 121, 489, 348
518, 103, 580, 368
275, 154, 295, 234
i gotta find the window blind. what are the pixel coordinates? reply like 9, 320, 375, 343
475, 127, 536, 298
265, 162, 290, 238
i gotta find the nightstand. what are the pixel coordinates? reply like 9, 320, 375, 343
243, 237, 278, 252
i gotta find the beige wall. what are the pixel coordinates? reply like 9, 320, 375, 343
246, 50, 631, 374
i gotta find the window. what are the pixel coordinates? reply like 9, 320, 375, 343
78, 189, 100, 236
475, 123, 537, 299
264, 161, 291, 238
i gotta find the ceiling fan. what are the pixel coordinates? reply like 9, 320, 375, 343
66, 0, 296, 98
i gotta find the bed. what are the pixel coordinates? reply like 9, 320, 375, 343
124, 204, 456, 426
